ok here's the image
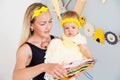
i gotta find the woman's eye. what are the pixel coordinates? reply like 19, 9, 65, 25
40, 23, 45, 26
64, 27, 69, 29
39, 22, 46, 26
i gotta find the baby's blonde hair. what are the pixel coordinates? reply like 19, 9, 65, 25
60, 11, 81, 29
62, 11, 80, 20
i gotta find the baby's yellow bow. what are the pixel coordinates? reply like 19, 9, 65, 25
31, 6, 48, 20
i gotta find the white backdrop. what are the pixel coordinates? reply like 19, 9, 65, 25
0, 0, 40, 80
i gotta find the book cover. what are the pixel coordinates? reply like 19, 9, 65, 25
61, 59, 95, 80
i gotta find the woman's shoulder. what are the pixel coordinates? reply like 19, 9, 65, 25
17, 43, 32, 56
19, 43, 30, 50
16, 43, 32, 67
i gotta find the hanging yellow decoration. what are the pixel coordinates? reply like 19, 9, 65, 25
93, 28, 105, 44
102, 0, 107, 4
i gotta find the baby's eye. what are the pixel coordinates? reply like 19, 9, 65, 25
49, 20, 52, 23
72, 26, 76, 29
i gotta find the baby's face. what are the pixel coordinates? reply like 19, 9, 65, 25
63, 22, 79, 37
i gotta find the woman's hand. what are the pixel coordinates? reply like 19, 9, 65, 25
43, 63, 68, 79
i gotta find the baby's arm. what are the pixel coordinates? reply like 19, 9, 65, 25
78, 44, 93, 59
71, 33, 94, 59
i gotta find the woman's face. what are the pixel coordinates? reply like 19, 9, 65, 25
31, 11, 52, 38
63, 22, 79, 37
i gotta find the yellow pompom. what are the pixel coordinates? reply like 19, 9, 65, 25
80, 16, 85, 26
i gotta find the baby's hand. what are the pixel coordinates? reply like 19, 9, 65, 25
41, 42, 49, 49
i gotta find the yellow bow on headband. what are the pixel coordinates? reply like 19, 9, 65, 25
60, 18, 82, 29
31, 6, 48, 20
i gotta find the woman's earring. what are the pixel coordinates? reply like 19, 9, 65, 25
30, 28, 34, 31
30, 28, 34, 34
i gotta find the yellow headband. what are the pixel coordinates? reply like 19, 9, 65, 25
60, 18, 81, 29
31, 6, 48, 20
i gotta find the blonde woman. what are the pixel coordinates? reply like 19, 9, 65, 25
12, 3, 67, 80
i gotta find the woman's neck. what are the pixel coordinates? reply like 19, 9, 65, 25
28, 35, 51, 49
29, 35, 50, 44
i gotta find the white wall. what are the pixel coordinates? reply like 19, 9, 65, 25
0, 0, 120, 80
0, 0, 40, 80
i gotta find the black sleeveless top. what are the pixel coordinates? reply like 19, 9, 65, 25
26, 35, 54, 80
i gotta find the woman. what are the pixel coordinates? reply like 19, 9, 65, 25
12, 3, 67, 80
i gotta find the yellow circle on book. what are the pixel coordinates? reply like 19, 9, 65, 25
60, 78, 69, 80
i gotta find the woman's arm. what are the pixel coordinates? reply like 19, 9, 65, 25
12, 44, 67, 80
12, 44, 44, 80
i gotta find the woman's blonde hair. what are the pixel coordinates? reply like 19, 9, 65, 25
19, 3, 48, 48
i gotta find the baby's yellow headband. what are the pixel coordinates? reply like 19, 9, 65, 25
60, 18, 82, 29
31, 6, 48, 20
